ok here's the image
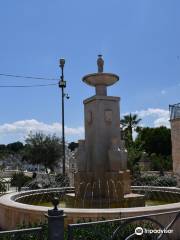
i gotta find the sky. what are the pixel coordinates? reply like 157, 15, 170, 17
0, 0, 179, 144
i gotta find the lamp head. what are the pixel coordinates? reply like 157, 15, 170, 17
59, 58, 65, 68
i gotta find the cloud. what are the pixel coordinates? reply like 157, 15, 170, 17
0, 108, 171, 144
153, 117, 169, 128
124, 108, 170, 128
0, 119, 84, 143
138, 108, 170, 128
135, 108, 169, 118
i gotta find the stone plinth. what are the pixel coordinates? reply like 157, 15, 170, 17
79, 95, 126, 174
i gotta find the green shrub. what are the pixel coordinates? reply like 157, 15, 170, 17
0, 181, 6, 193
68, 219, 157, 240
11, 172, 32, 190
133, 174, 177, 187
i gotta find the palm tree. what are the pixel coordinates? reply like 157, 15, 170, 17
120, 113, 141, 143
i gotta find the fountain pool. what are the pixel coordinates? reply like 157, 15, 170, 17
1, 186, 180, 230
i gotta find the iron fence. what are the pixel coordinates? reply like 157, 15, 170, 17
67, 210, 180, 240
0, 227, 46, 240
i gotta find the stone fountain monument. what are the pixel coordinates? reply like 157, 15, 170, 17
74, 55, 144, 208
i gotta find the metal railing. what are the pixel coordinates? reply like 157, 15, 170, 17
0, 227, 45, 240
169, 103, 180, 120
67, 210, 180, 240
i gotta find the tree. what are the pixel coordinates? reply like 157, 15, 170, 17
68, 142, 79, 152
120, 113, 141, 147
0, 142, 24, 171
7, 141, 24, 153
23, 133, 63, 173
0, 180, 6, 193
127, 143, 142, 177
135, 126, 172, 172
0, 144, 6, 152
150, 154, 172, 173
11, 172, 32, 191
0, 144, 7, 159
135, 126, 171, 156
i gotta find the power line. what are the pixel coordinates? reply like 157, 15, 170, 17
0, 83, 58, 88
0, 73, 59, 81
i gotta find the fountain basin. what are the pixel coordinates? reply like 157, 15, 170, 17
0, 186, 180, 230
82, 73, 119, 87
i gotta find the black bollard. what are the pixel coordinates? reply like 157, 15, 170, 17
47, 197, 66, 240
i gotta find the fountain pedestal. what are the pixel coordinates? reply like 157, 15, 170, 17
74, 56, 144, 207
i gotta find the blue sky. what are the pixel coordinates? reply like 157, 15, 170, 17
0, 0, 179, 143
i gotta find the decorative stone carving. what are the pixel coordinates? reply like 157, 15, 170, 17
97, 54, 104, 73
86, 111, 92, 124
104, 109, 113, 123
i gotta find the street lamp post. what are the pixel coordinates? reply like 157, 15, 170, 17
59, 58, 66, 175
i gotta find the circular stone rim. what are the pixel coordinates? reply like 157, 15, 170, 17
1, 186, 180, 230
1, 186, 180, 212
82, 73, 119, 87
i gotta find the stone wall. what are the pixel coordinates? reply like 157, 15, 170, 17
171, 119, 180, 174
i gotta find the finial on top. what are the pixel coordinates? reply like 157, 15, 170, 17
97, 54, 104, 73
51, 197, 60, 211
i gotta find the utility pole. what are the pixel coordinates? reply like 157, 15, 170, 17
59, 58, 68, 175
